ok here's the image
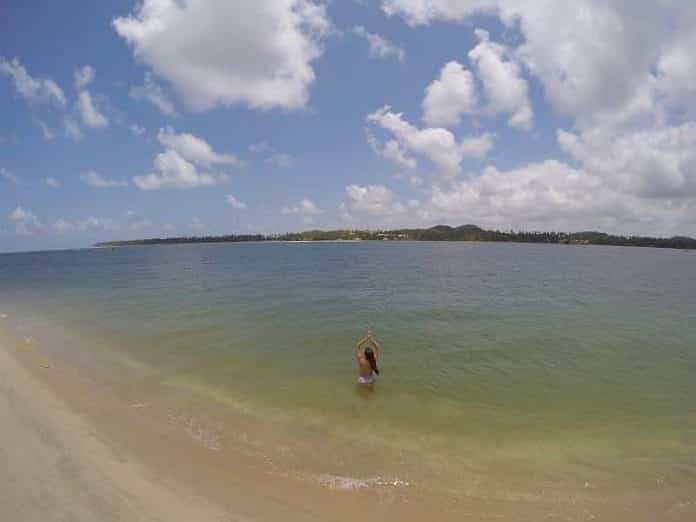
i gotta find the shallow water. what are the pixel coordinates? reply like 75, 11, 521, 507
1, 241, 695, 516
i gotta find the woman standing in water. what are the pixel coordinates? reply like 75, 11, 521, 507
355, 330, 381, 384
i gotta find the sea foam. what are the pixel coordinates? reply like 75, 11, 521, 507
318, 473, 410, 490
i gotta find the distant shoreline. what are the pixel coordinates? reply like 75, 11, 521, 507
95, 224, 696, 251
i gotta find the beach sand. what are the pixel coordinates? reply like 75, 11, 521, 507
0, 328, 469, 522
0, 331, 231, 522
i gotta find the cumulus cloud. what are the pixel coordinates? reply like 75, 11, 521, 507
468, 29, 532, 129
367, 106, 492, 176
366, 129, 417, 170
157, 127, 240, 167
0, 57, 66, 105
45, 177, 60, 188
423, 61, 477, 127
558, 123, 696, 200
345, 184, 406, 216
76, 91, 109, 128
395, 121, 696, 235
282, 198, 324, 216
133, 128, 238, 190
129, 73, 177, 116
373, 1, 696, 233
74, 65, 95, 89
417, 159, 695, 235
353, 26, 406, 62
225, 194, 247, 209
80, 170, 128, 188
133, 150, 228, 190
383, 1, 696, 128
113, 0, 330, 111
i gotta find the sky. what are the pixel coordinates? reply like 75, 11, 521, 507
2, 0, 696, 252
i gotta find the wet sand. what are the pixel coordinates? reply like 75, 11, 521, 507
0, 331, 228, 522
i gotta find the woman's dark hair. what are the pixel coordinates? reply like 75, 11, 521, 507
364, 346, 380, 375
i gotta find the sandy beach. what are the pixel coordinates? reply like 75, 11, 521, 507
0, 331, 233, 522
0, 328, 471, 522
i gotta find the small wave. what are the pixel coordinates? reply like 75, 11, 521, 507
318, 473, 410, 491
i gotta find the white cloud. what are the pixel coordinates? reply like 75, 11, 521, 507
367, 105, 492, 176
468, 29, 532, 130
8, 206, 42, 235
423, 61, 477, 128
157, 127, 240, 167
133, 149, 228, 190
353, 26, 406, 62
76, 90, 109, 128
345, 184, 406, 216
225, 194, 247, 209
366, 129, 417, 170
282, 198, 324, 216
382, 1, 696, 128
381, 0, 492, 24
64, 119, 83, 141
558, 123, 696, 200
266, 153, 294, 168
74, 65, 95, 89
45, 177, 60, 188
113, 0, 330, 111
419, 159, 696, 235
0, 57, 66, 105
129, 73, 177, 116
133, 127, 238, 190
130, 123, 145, 136
374, 1, 696, 233
1, 168, 19, 184
80, 170, 128, 188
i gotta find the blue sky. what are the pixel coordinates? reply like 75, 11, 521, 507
2, 1, 696, 252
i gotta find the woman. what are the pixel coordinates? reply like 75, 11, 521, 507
355, 331, 381, 384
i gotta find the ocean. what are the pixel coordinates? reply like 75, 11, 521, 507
1, 241, 695, 519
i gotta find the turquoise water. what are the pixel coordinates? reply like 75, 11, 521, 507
1, 242, 696, 509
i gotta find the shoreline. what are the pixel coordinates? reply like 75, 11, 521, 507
2, 316, 695, 521
0, 328, 229, 522
0, 326, 477, 522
